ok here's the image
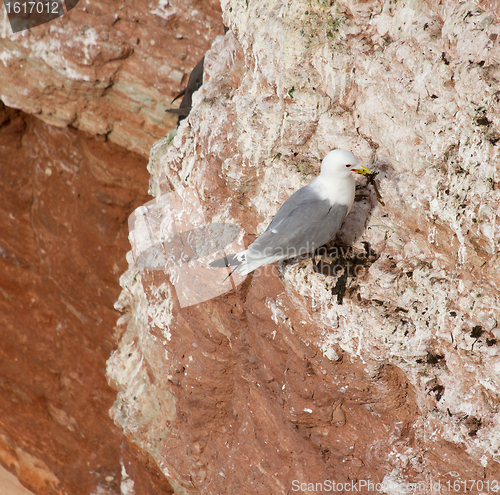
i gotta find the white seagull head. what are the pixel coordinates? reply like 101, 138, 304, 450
320, 149, 372, 179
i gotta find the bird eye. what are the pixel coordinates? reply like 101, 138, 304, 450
345, 164, 351, 168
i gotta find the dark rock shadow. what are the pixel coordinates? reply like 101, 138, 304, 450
311, 242, 379, 304
342, 155, 398, 246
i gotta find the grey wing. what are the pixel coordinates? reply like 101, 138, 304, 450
267, 184, 316, 231
248, 197, 348, 260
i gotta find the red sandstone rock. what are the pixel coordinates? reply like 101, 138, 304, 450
0, 103, 156, 494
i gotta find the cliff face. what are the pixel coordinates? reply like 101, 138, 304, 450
108, 0, 500, 494
2, 0, 499, 494
0, 103, 157, 495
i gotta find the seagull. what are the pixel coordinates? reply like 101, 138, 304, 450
210, 149, 372, 276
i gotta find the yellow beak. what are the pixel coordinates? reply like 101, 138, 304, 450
353, 165, 372, 176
